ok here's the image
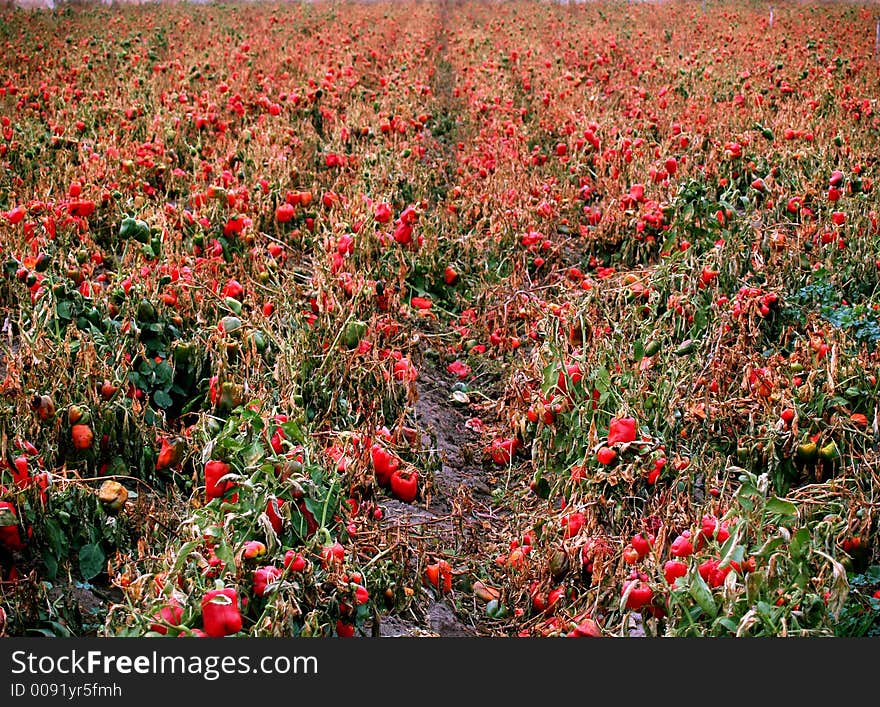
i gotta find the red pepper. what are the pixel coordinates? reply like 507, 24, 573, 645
370, 444, 398, 487
266, 497, 285, 535
424, 560, 453, 593
336, 619, 355, 637
321, 541, 345, 569
269, 420, 288, 454
567, 618, 602, 637
275, 203, 295, 223
663, 560, 688, 584
700, 515, 731, 543
622, 546, 640, 564
530, 583, 548, 612
68, 199, 96, 218
353, 585, 370, 605
389, 468, 418, 503
221, 279, 244, 300
374, 202, 392, 223
0, 502, 24, 551
556, 364, 582, 395
253, 566, 282, 597
205, 460, 233, 500
392, 220, 413, 245
561, 512, 585, 538
205, 548, 225, 578
201, 588, 242, 637
149, 601, 183, 635
33, 471, 50, 507
622, 579, 653, 610
596, 447, 617, 465
392, 357, 418, 382
283, 550, 308, 572
670, 533, 694, 558
296, 500, 319, 537
608, 416, 637, 445
488, 437, 519, 465
631, 533, 654, 558
699, 559, 731, 588
242, 540, 267, 560
156, 437, 185, 470
12, 456, 30, 488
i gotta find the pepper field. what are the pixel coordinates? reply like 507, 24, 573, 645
1, 0, 879, 637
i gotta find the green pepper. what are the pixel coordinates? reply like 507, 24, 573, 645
119, 217, 151, 244
486, 599, 509, 619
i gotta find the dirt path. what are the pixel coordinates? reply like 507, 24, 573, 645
416, 365, 493, 507
368, 0, 503, 637
374, 359, 498, 636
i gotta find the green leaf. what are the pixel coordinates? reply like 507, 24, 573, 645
29, 623, 71, 638
42, 552, 58, 580
242, 441, 266, 467
716, 616, 739, 633
247, 412, 265, 434
691, 306, 708, 334
171, 540, 200, 574
153, 389, 173, 408
540, 363, 557, 395
304, 496, 330, 527
56, 300, 73, 320
220, 315, 242, 334
737, 481, 762, 498
280, 420, 306, 444
218, 436, 245, 453
154, 361, 173, 385
532, 476, 551, 499
737, 495, 754, 512
755, 536, 785, 558
790, 528, 811, 559
756, 600, 779, 627
288, 505, 308, 540
633, 339, 644, 362
719, 534, 745, 570
746, 570, 765, 604
688, 571, 717, 618
595, 366, 610, 394
765, 496, 798, 518
213, 542, 235, 568
0, 506, 17, 527
44, 517, 66, 559
78, 543, 105, 580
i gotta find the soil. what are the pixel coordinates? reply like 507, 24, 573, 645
45, 578, 122, 636
374, 357, 500, 636
1, 555, 123, 637
376, 598, 476, 637
416, 364, 493, 508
